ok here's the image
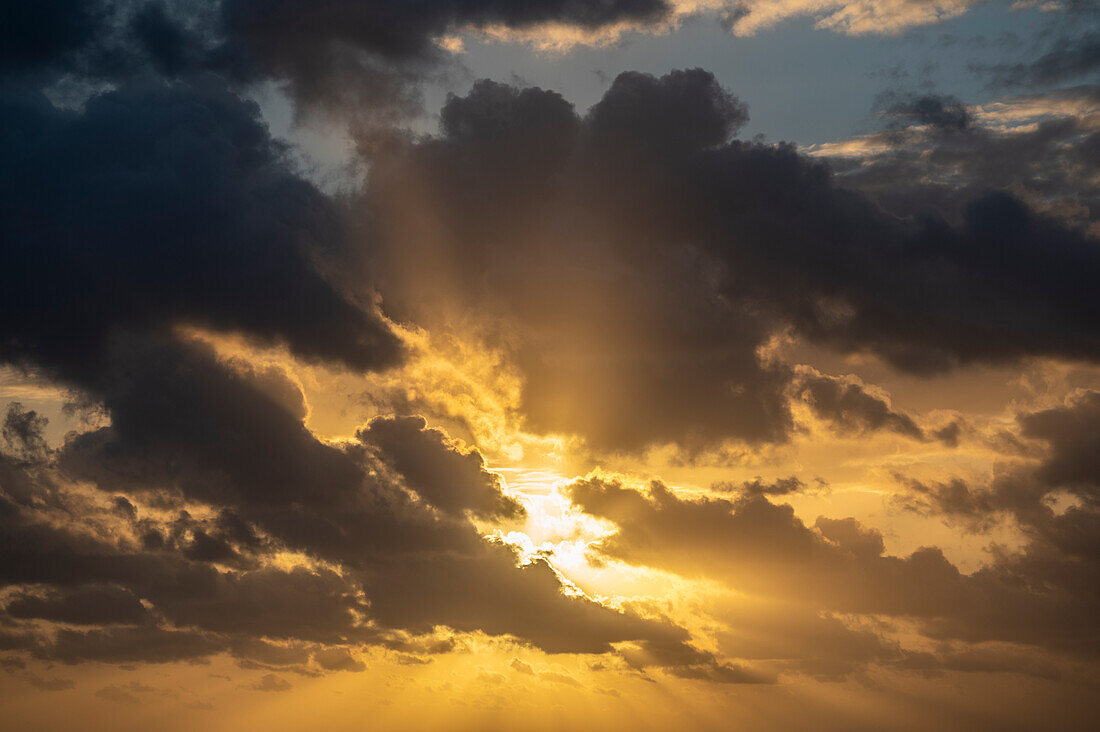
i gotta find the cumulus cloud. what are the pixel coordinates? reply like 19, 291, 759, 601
366, 71, 793, 452
716, 476, 814, 496
815, 87, 1100, 232
0, 0, 673, 120
568, 474, 1100, 667
1, 402, 49, 460
365, 69, 1100, 451
360, 415, 525, 519
2, 0, 1100, 706
976, 4, 1100, 89
792, 368, 925, 440
4, 585, 152, 626
245, 673, 292, 692
1020, 389, 1100, 489
0, 76, 403, 385
0, 339, 720, 675
0, 0, 110, 75
902, 390, 1100, 555
95, 685, 140, 704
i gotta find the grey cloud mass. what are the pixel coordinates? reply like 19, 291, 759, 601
2, 0, 1100, 711
569, 473, 1100, 671
366, 69, 1100, 450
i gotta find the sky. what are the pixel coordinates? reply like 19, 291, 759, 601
1, 1, 1100, 730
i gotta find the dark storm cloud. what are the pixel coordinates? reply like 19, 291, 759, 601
586, 68, 749, 155
4, 0, 1100, 693
34, 626, 222, 666
1, 0, 671, 118
568, 476, 1100, 664
980, 29, 1100, 89
360, 415, 524, 519
0, 21, 802, 678
899, 478, 1003, 530
161, 566, 369, 643
793, 370, 925, 440
21, 672, 77, 691
0, 464, 371, 651
367, 69, 1100, 451
0, 0, 108, 73
313, 647, 365, 672
880, 92, 971, 132
128, 2, 209, 78
0, 339, 723, 675
690, 149, 1100, 376
221, 0, 669, 61
0, 0, 220, 92
5, 585, 152, 626
1019, 389, 1100, 490
0, 76, 402, 386
228, 638, 313, 671
901, 390, 1100, 524
715, 603, 899, 681
56, 337, 488, 568
961, 1, 1099, 89
367, 72, 790, 451
932, 421, 962, 448
61, 338, 374, 513
824, 87, 1100, 230
2, 403, 49, 460
95, 685, 140, 704
715, 476, 810, 497
246, 673, 292, 692
362, 539, 735, 675
217, 0, 669, 113
901, 391, 1100, 575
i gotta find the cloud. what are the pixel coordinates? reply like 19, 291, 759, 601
0, 0, 108, 75
313, 647, 366, 672
0, 0, 673, 119
365, 71, 791, 451
725, 0, 984, 37
792, 368, 925, 440
587, 68, 749, 155
95, 685, 140, 704
900, 390, 1100, 568
245, 673, 291, 692
880, 92, 972, 131
23, 672, 76, 691
4, 586, 152, 626
568, 474, 1100, 664
49, 627, 223, 665
715, 601, 898, 680
0, 336, 719, 676
1, 0, 1098, 703
0, 76, 402, 387
1, 402, 49, 460
814, 86, 1100, 232
715, 476, 813, 496
359, 415, 524, 519
977, 4, 1100, 89
663, 661, 774, 684
218, 0, 670, 66
367, 70, 1100, 451
1019, 389, 1100, 489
